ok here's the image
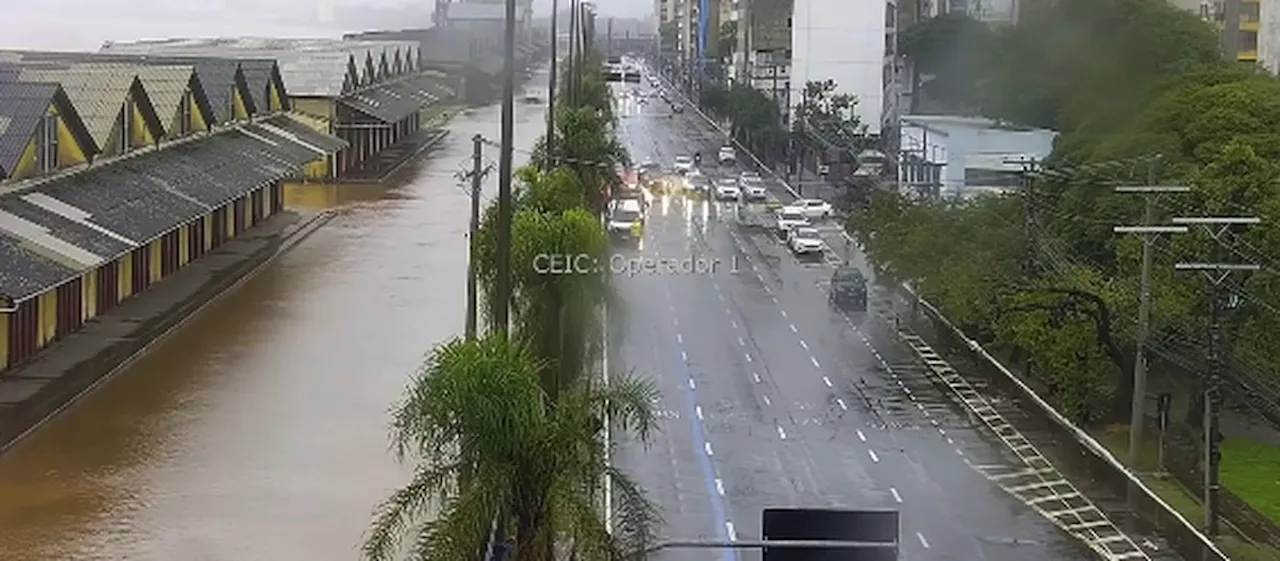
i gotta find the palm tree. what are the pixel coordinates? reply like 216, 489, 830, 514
361, 335, 662, 561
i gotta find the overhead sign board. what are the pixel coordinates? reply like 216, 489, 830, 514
762, 508, 899, 561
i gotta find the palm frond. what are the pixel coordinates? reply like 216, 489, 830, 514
403, 478, 506, 561
605, 465, 663, 557
362, 461, 460, 561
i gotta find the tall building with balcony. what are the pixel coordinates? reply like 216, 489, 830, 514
1186, 0, 1261, 63
745, 0, 793, 120
790, 0, 890, 134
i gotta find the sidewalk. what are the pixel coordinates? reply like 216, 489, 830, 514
339, 128, 451, 183
0, 209, 332, 455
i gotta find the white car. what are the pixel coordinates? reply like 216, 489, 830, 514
741, 177, 767, 201
788, 226, 825, 254
718, 146, 736, 165
673, 155, 694, 174
607, 199, 644, 238
739, 171, 761, 183
714, 178, 741, 200
685, 173, 711, 193
776, 207, 810, 235
794, 198, 833, 219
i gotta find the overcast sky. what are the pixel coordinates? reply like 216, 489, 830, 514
1, 0, 652, 51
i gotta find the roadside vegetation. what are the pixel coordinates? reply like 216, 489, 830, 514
361, 51, 661, 561
862, 0, 1280, 550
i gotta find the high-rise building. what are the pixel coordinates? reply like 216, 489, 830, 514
1181, 0, 1261, 63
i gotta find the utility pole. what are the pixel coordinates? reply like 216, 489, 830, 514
494, 0, 518, 338
1003, 156, 1040, 275
466, 134, 487, 340
546, 0, 559, 165
567, 0, 578, 107
1112, 182, 1189, 514
607, 17, 614, 61
1172, 215, 1261, 537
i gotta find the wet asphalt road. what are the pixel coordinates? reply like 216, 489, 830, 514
607, 83, 1098, 561
0, 72, 551, 560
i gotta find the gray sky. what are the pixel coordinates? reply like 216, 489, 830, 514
1, 0, 652, 51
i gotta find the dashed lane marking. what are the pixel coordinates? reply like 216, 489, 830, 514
868, 449, 880, 463
917, 532, 931, 549
762, 395, 772, 405
745, 353, 753, 363
891, 487, 903, 503
726, 522, 737, 541
752, 372, 762, 383
715, 478, 725, 496
780, 309, 788, 318
810, 357, 821, 369
856, 429, 867, 442
676, 333, 683, 344
789, 323, 798, 333
695, 405, 704, 420
681, 350, 688, 362
799, 339, 809, 350
822, 376, 833, 387
730, 319, 738, 329
689, 378, 696, 390
837, 398, 848, 410
738, 336, 747, 347
777, 425, 788, 439
705, 442, 715, 456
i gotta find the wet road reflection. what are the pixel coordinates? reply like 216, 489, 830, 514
0, 72, 549, 561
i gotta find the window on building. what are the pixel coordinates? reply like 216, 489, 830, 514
178, 93, 192, 135
120, 97, 134, 153
885, 4, 896, 27
1242, 2, 1260, 22
1242, 30, 1259, 52
35, 114, 58, 172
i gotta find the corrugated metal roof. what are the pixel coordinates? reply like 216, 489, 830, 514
4, 64, 135, 150
0, 82, 58, 179
338, 75, 449, 123
0, 51, 243, 124
0, 230, 76, 301
98, 64, 193, 134
100, 37, 421, 98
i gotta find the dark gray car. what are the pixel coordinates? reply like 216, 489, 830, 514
829, 266, 868, 311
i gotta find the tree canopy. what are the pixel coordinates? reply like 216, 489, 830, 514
856, 0, 1280, 427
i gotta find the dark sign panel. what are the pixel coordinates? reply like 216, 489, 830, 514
762, 508, 899, 561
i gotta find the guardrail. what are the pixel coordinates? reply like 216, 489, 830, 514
658, 76, 1232, 561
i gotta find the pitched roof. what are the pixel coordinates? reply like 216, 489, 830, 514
338, 75, 453, 123
233, 59, 276, 112
0, 81, 59, 179
100, 37, 419, 98
0, 51, 246, 123
0, 113, 346, 302
0, 63, 155, 151
104, 64, 195, 132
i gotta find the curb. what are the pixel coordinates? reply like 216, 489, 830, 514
0, 210, 336, 457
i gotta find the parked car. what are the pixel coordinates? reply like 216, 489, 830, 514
787, 226, 825, 255
776, 207, 810, 237
685, 173, 711, 193
794, 198, 833, 219
714, 178, 741, 200
673, 155, 694, 174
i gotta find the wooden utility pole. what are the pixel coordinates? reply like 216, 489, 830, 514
1112, 182, 1189, 514
1172, 215, 1261, 536
466, 134, 486, 340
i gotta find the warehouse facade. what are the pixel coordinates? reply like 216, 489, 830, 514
0, 59, 346, 371
100, 38, 455, 180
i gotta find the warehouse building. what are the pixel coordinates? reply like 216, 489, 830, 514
100, 38, 455, 180
0, 61, 347, 371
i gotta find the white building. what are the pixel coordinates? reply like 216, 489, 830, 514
789, 0, 890, 134
897, 115, 1057, 199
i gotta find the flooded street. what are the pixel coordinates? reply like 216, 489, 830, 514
0, 73, 549, 561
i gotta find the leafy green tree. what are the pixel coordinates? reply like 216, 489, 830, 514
726, 84, 788, 164
360, 335, 661, 561
795, 79, 870, 154
897, 12, 996, 112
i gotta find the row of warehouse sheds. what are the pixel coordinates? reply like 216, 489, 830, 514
0, 37, 455, 371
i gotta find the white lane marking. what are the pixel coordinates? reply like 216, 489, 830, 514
756, 273, 766, 283
822, 376, 833, 388
762, 395, 772, 405
810, 357, 821, 369
856, 429, 867, 442
715, 478, 725, 496
689, 378, 696, 390
681, 350, 688, 362
753, 372, 762, 383
946, 437, 954, 444
695, 405, 704, 420
798, 339, 809, 350
676, 332, 683, 344
938, 428, 946, 436
718, 292, 725, 301
780, 309, 788, 318
745, 353, 753, 363
837, 398, 848, 410
730, 319, 739, 329
738, 336, 747, 347
673, 317, 679, 327
704, 442, 714, 456
917, 532, 931, 549
891, 487, 903, 503
777, 425, 787, 439
726, 521, 737, 541
867, 449, 880, 463
789, 323, 798, 333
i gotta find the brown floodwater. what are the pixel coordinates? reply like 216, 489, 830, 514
0, 74, 549, 561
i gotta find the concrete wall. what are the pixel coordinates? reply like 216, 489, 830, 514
790, 0, 888, 134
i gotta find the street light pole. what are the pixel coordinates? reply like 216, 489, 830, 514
493, 0, 519, 338
545, 0, 559, 165
1172, 215, 1261, 537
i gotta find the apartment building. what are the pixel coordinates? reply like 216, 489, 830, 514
1181, 0, 1261, 63
789, 0, 890, 135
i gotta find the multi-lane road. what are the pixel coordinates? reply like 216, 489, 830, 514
606, 82, 1103, 561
